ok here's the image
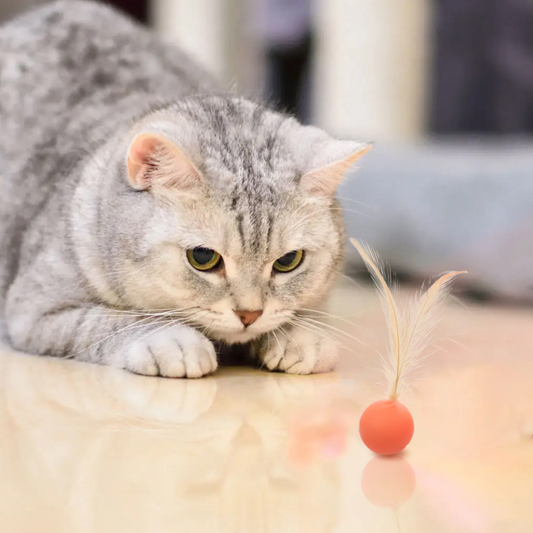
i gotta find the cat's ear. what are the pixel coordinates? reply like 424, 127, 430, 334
126, 133, 202, 191
300, 141, 371, 197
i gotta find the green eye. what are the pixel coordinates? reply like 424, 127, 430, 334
187, 247, 222, 271
273, 250, 304, 273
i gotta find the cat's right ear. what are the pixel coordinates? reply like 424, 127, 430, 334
126, 133, 202, 191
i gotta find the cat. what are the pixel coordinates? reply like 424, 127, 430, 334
0, 0, 369, 378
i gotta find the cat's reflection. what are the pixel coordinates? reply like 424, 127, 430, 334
0, 351, 345, 533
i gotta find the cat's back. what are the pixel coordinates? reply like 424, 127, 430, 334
0, 0, 214, 161
0, 1, 216, 312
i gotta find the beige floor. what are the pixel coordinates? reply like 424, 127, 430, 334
0, 282, 532, 533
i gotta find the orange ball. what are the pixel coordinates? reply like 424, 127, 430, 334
359, 400, 414, 455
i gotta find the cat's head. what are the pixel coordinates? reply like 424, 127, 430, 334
84, 97, 369, 344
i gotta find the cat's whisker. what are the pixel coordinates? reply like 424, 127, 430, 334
287, 209, 334, 230
100, 317, 173, 342
291, 205, 369, 232
255, 336, 269, 371
270, 329, 284, 369
278, 196, 322, 233
85, 305, 202, 319
292, 316, 370, 348
123, 307, 202, 318
201, 319, 217, 339
288, 318, 362, 357
126, 320, 181, 352
276, 325, 292, 344
65, 316, 170, 359
279, 324, 306, 363
330, 206, 368, 217
335, 270, 364, 289
334, 195, 373, 208
67, 307, 209, 358
86, 310, 192, 341
276, 325, 294, 355
286, 318, 365, 358
297, 315, 366, 344
259, 335, 270, 370
177, 313, 212, 330
297, 307, 363, 328
289, 318, 339, 345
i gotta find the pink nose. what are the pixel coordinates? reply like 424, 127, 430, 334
234, 309, 263, 327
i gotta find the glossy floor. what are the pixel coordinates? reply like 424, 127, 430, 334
0, 283, 532, 533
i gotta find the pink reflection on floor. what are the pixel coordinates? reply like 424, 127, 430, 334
416, 468, 490, 532
287, 399, 356, 466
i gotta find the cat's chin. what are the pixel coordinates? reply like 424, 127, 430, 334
206, 328, 264, 345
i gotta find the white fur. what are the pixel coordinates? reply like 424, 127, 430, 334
124, 324, 217, 378
256, 326, 339, 375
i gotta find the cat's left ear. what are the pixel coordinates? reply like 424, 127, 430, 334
126, 132, 202, 191
300, 141, 371, 197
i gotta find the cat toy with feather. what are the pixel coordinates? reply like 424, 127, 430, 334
350, 239, 466, 455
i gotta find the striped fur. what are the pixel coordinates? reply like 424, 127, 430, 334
0, 1, 367, 377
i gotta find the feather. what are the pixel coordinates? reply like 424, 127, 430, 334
350, 238, 466, 400
349, 239, 402, 383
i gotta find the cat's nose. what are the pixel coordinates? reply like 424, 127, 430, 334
234, 309, 263, 327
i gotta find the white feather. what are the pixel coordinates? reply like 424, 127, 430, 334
350, 238, 466, 400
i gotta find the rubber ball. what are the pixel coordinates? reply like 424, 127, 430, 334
359, 400, 414, 455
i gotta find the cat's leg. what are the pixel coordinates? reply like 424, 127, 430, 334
252, 323, 339, 375
6, 306, 217, 378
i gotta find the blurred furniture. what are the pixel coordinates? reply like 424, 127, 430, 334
0, 0, 148, 23
431, 0, 533, 134
107, 0, 148, 23
313, 0, 430, 140
152, 0, 228, 79
255, 0, 313, 121
340, 140, 533, 303
0, 0, 38, 22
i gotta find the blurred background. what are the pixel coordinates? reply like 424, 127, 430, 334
1, 0, 532, 304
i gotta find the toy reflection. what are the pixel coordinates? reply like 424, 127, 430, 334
361, 456, 416, 509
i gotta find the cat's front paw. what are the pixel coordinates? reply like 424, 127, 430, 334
124, 325, 217, 378
255, 326, 339, 375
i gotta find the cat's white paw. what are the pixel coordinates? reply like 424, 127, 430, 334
124, 325, 217, 378
257, 326, 339, 375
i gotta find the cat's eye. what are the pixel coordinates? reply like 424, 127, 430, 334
273, 250, 305, 273
187, 247, 222, 271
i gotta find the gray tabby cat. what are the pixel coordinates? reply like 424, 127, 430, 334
0, 1, 369, 377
